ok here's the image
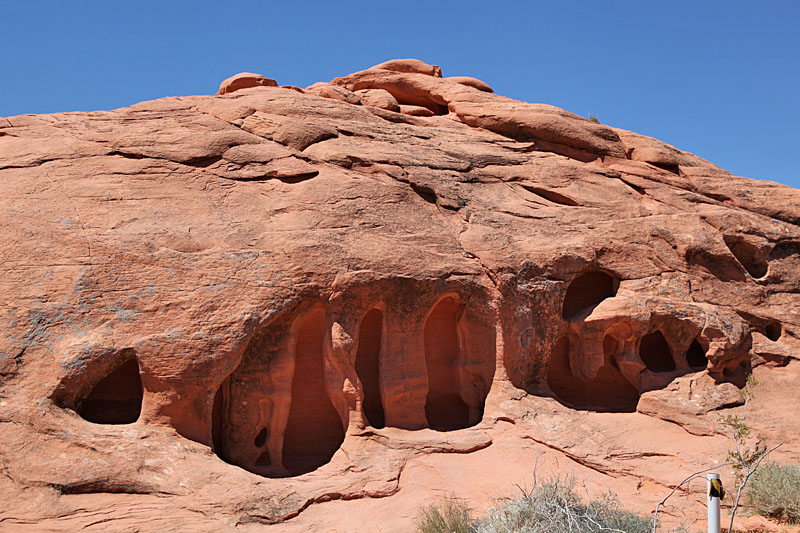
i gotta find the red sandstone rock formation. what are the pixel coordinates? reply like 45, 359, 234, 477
0, 59, 798, 532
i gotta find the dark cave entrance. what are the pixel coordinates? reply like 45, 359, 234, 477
423, 297, 471, 431
686, 338, 708, 370
546, 334, 639, 412
281, 308, 345, 475
78, 359, 142, 424
355, 309, 385, 429
639, 330, 676, 373
562, 271, 617, 320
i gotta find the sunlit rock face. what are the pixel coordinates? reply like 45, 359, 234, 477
1, 59, 799, 531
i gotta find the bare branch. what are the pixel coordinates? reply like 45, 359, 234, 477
652, 463, 734, 533
727, 443, 782, 533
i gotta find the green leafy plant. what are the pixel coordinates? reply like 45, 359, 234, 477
588, 114, 600, 123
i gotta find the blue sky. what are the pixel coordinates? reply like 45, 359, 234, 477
2, 1, 798, 188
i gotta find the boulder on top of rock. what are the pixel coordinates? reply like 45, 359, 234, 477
450, 100, 627, 159
357, 89, 400, 112
446, 76, 493, 93
311, 85, 362, 105
368, 58, 442, 77
217, 72, 278, 95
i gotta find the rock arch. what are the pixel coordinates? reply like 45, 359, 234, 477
562, 271, 617, 320
685, 338, 708, 370
423, 297, 471, 430
282, 307, 345, 475
639, 330, 675, 373
723, 234, 768, 279
546, 334, 639, 412
211, 378, 228, 459
355, 309, 385, 429
78, 358, 142, 424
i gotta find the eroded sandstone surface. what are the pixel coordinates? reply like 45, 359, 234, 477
1, 59, 798, 531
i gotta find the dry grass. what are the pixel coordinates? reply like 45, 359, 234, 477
415, 475, 651, 533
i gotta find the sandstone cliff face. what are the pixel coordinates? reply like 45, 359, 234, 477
1, 59, 798, 531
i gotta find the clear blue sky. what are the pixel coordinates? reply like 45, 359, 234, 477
2, 1, 798, 188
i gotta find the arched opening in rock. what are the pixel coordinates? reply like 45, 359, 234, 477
723, 235, 768, 279
765, 321, 782, 341
282, 309, 345, 476
211, 379, 227, 458
254, 428, 267, 448
424, 297, 470, 431
639, 331, 676, 373
686, 338, 708, 370
562, 271, 617, 320
355, 309, 385, 429
546, 334, 639, 412
78, 359, 142, 424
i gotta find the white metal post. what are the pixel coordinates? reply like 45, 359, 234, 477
707, 473, 721, 533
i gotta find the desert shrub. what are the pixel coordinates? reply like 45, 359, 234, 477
745, 461, 800, 523
416, 476, 650, 533
415, 495, 473, 533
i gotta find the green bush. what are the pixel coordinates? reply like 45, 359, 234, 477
746, 461, 800, 523
415, 476, 651, 533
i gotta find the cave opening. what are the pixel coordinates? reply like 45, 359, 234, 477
546, 334, 639, 412
254, 428, 267, 448
282, 308, 345, 476
355, 309, 385, 429
686, 338, 708, 370
639, 331, 676, 373
78, 359, 142, 424
562, 271, 617, 320
424, 297, 470, 431
211, 383, 225, 456
723, 235, 768, 279
765, 321, 782, 341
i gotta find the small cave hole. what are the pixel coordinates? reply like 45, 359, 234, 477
410, 183, 437, 204
424, 297, 471, 431
686, 339, 708, 370
639, 331, 676, 373
212, 385, 224, 455
618, 177, 646, 195
649, 162, 681, 175
546, 335, 638, 412
723, 235, 768, 278
282, 308, 346, 476
254, 428, 267, 448
562, 271, 617, 320
765, 321, 782, 341
78, 359, 142, 424
355, 309, 386, 429
520, 184, 580, 206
